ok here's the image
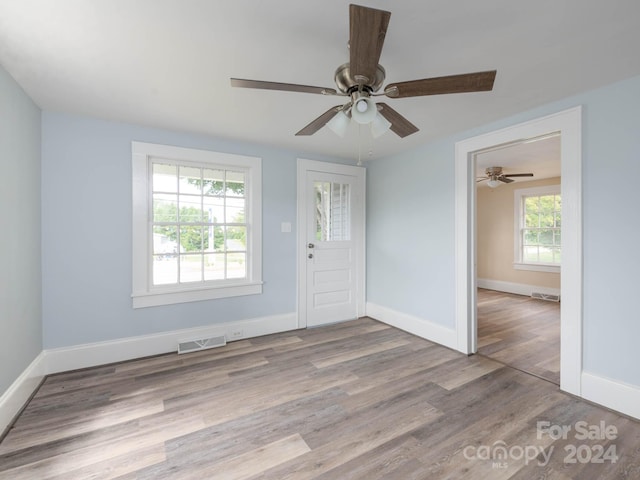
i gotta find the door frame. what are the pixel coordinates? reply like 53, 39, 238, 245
296, 158, 366, 328
454, 106, 582, 396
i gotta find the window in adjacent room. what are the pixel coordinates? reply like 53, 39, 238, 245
132, 142, 262, 308
514, 185, 561, 273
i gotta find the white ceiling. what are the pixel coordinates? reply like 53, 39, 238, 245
1, 1, 640, 161
475, 134, 561, 187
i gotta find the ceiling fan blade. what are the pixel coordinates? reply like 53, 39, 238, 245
377, 103, 419, 138
230, 78, 337, 96
295, 106, 343, 136
476, 177, 489, 182
384, 70, 497, 98
499, 176, 515, 183
349, 5, 391, 85
503, 173, 534, 177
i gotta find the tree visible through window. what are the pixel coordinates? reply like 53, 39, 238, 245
521, 191, 561, 264
151, 163, 248, 285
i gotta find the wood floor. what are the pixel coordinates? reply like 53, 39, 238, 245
1, 317, 639, 479
477, 288, 560, 384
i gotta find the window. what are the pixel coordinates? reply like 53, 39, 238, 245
514, 185, 561, 273
132, 142, 262, 308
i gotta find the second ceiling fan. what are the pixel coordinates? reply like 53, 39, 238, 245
231, 4, 497, 138
477, 166, 534, 188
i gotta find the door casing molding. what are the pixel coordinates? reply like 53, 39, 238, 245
454, 106, 583, 396
296, 159, 366, 328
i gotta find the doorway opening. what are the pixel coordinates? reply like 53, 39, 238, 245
474, 135, 561, 384
454, 106, 582, 396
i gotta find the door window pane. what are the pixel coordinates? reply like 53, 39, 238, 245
314, 181, 350, 241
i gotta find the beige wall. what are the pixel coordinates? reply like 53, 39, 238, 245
477, 177, 561, 289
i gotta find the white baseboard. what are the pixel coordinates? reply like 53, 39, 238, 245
477, 278, 561, 298
44, 312, 298, 375
366, 302, 457, 351
581, 371, 640, 420
0, 352, 46, 436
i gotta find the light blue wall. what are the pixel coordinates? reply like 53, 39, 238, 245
367, 138, 456, 327
0, 66, 42, 395
41, 112, 343, 348
367, 73, 640, 387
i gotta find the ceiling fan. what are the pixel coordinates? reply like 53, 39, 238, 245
230, 4, 497, 138
477, 166, 534, 188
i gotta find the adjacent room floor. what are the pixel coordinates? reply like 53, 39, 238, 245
1, 317, 638, 479
477, 288, 560, 385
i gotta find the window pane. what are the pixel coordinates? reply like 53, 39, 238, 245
555, 211, 562, 227
153, 194, 177, 222
203, 169, 225, 196
539, 211, 555, 228
153, 226, 178, 254
554, 195, 562, 211
539, 247, 554, 263
212, 226, 225, 252
554, 231, 561, 246
179, 166, 202, 195
152, 163, 177, 193
153, 254, 177, 285
179, 195, 202, 222
226, 226, 246, 251
180, 254, 202, 283
204, 253, 225, 281
524, 196, 539, 227
523, 246, 539, 263
524, 230, 538, 245
539, 195, 555, 214
226, 170, 245, 197
539, 229, 554, 245
524, 196, 538, 211
227, 252, 246, 279
203, 196, 224, 223
226, 197, 245, 223
180, 226, 204, 252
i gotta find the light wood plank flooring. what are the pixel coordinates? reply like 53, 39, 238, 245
478, 288, 560, 385
1, 317, 639, 479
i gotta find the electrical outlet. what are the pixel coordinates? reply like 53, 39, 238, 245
229, 329, 243, 340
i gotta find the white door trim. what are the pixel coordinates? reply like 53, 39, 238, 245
454, 106, 582, 396
297, 159, 366, 328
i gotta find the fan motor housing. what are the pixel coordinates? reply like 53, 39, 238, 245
334, 63, 386, 94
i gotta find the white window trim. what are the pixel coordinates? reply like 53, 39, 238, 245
131, 142, 262, 308
513, 184, 561, 273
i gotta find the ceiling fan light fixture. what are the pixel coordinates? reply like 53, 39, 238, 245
351, 97, 377, 124
487, 179, 501, 188
371, 111, 392, 138
326, 110, 350, 137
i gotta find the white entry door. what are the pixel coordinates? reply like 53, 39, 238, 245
298, 159, 365, 328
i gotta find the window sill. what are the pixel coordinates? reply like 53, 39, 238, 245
513, 263, 560, 273
132, 282, 263, 308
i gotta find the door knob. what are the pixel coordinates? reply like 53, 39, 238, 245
308, 243, 315, 248
308, 253, 313, 259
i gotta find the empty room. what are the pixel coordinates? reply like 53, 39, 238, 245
1, 1, 640, 479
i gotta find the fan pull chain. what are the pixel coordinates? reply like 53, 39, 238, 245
357, 124, 363, 166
